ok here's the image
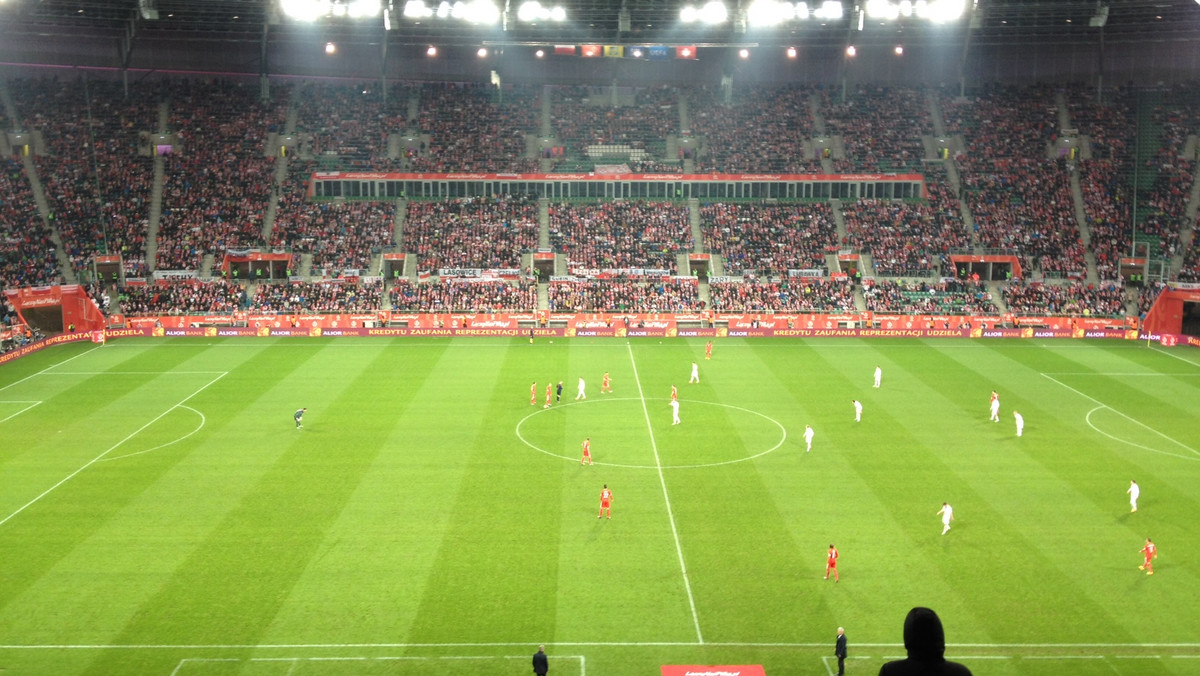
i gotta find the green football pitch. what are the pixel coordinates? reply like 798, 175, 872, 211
1, 336, 1198, 676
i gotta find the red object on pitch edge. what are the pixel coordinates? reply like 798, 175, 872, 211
662, 667, 765, 676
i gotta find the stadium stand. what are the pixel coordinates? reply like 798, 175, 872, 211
708, 279, 857, 313
410, 82, 539, 173
550, 200, 692, 272
0, 158, 59, 288
388, 279, 538, 312
686, 85, 820, 173
251, 280, 383, 313
119, 279, 246, 315
405, 195, 539, 271
548, 278, 701, 312
700, 202, 836, 276
821, 86, 930, 173
863, 279, 1000, 314
549, 85, 677, 168
155, 80, 286, 271
297, 82, 404, 168
1002, 280, 1127, 317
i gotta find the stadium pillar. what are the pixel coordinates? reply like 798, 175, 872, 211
260, 21, 270, 102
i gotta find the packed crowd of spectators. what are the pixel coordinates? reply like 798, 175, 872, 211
700, 201, 836, 276
0, 159, 60, 288
271, 161, 396, 272
119, 279, 246, 315
1138, 281, 1167, 316
863, 279, 999, 315
1071, 86, 1135, 281
10, 77, 157, 279
941, 84, 1059, 159
708, 278, 856, 313
822, 86, 930, 173
550, 85, 677, 161
251, 280, 383, 313
406, 195, 539, 271
550, 200, 692, 272
156, 80, 287, 270
410, 82, 539, 173
842, 167, 968, 276
1002, 281, 1127, 317
961, 158, 1086, 275
298, 82, 405, 166
389, 279, 537, 312
1132, 85, 1198, 265
686, 85, 819, 173
548, 278, 700, 312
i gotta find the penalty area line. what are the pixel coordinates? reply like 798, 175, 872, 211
0, 372, 228, 530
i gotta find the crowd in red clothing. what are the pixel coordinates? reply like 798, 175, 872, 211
550, 85, 677, 161
548, 279, 700, 312
119, 279, 246, 315
708, 279, 855, 313
405, 195, 539, 271
863, 280, 999, 315
298, 82, 404, 165
1002, 281, 1126, 317
823, 86, 930, 173
271, 161, 396, 272
251, 280, 383, 313
156, 81, 287, 270
389, 279, 537, 312
842, 168, 968, 276
0, 159, 60, 288
700, 202, 836, 276
550, 200, 692, 272
686, 85, 819, 173
10, 77, 157, 279
410, 83, 539, 173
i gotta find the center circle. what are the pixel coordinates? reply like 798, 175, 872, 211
515, 397, 788, 469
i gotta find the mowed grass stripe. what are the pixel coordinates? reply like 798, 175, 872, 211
0, 343, 265, 633
73, 340, 399, 672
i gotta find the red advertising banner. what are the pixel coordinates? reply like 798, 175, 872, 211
661, 667, 765, 676
312, 171, 926, 183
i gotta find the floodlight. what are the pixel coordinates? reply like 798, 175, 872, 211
747, 0, 795, 27
866, 0, 899, 20
786, 46, 798, 58
517, 1, 566, 21
452, 0, 500, 23
796, 2, 810, 20
917, 0, 964, 23
404, 0, 433, 18
738, 48, 750, 59
535, 48, 545, 58
681, 1, 728, 24
331, 2, 347, 16
325, 41, 337, 54
813, 1, 843, 20
348, 0, 381, 18
845, 44, 856, 56
426, 45, 438, 56
477, 47, 488, 57
894, 44, 903, 55
281, 0, 327, 21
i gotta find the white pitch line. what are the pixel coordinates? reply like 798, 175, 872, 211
0, 400, 42, 424
1041, 372, 1200, 377
1149, 343, 1200, 367
41, 371, 229, 376
0, 372, 228, 529
0, 345, 102, 393
100, 405, 207, 462
1084, 407, 1200, 462
5, 641, 1200, 650
626, 343, 704, 645
1040, 373, 1200, 459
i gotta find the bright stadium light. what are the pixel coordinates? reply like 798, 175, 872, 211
347, 0, 381, 18
746, 0, 796, 27
681, 1, 728, 24
517, 1, 566, 22
813, 1, 843, 20
404, 0, 433, 17
280, 0, 327, 21
866, 0, 900, 20
449, 0, 500, 23
916, 0, 965, 22
786, 45, 798, 58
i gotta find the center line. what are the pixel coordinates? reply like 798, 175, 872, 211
626, 343, 704, 644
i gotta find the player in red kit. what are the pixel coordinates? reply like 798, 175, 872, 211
670, 385, 678, 402
825, 544, 839, 582
581, 437, 593, 465
601, 372, 612, 393
543, 383, 552, 408
705, 340, 713, 360
1140, 538, 1158, 575
530, 381, 537, 405
598, 484, 613, 519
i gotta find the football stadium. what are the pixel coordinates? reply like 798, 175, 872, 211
1, 1, 1200, 674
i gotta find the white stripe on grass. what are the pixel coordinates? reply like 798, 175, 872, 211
626, 342, 704, 644
0, 372, 228, 529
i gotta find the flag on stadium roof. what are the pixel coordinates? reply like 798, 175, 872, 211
675, 46, 698, 60
581, 45, 602, 57
604, 45, 625, 58
648, 45, 670, 60
554, 45, 576, 56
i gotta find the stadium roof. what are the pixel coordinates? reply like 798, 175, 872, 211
2, 0, 1198, 51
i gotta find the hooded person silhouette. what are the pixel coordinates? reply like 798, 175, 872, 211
878, 607, 973, 676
